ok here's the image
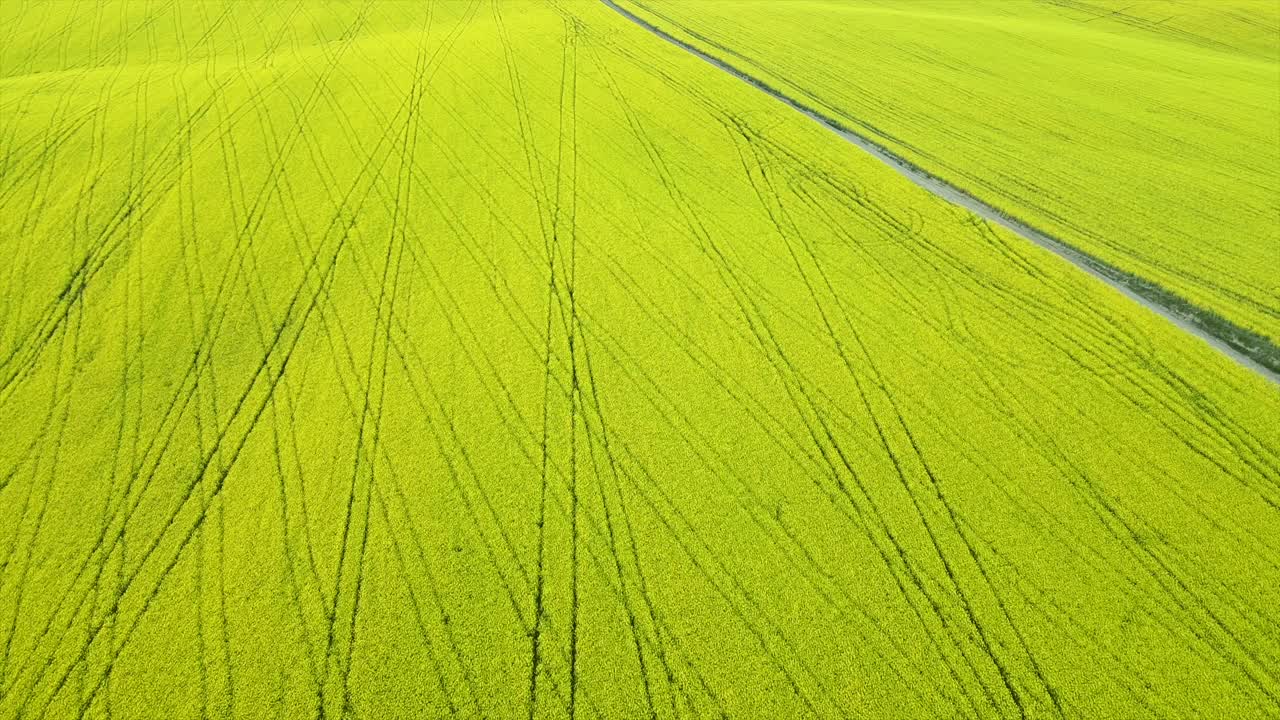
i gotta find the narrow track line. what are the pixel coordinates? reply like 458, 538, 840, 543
600, 0, 1280, 386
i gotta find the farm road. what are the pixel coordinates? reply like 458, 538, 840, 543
601, 0, 1280, 385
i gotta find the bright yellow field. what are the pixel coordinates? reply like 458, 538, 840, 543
623, 0, 1280, 348
1, 2, 1278, 719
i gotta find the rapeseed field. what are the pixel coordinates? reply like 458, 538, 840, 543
1, 1, 1277, 718
622, 0, 1280, 360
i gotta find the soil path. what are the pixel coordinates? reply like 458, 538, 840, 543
602, 0, 1280, 386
